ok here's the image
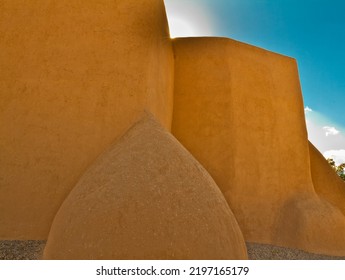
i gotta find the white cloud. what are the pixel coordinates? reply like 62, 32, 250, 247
323, 126, 340, 137
323, 150, 345, 165
305, 106, 313, 113
305, 112, 345, 153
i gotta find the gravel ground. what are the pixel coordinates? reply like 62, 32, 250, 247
1, 240, 345, 260
0, 241, 46, 260
246, 242, 345, 260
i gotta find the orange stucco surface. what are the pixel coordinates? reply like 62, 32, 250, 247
0, 0, 173, 239
43, 114, 247, 260
171, 37, 345, 255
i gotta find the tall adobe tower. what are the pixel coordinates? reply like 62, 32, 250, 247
0, 0, 174, 239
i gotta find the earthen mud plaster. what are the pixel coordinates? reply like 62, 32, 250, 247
43, 114, 247, 260
171, 37, 345, 256
0, 0, 173, 239
309, 142, 345, 216
1, 0, 345, 258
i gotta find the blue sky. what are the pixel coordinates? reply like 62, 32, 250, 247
165, 0, 345, 164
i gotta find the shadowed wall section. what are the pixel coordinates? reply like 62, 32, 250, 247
309, 141, 345, 215
171, 37, 345, 256
0, 0, 174, 239
43, 114, 248, 260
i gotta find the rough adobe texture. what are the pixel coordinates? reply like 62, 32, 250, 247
0, 0, 174, 239
43, 114, 247, 260
171, 37, 345, 256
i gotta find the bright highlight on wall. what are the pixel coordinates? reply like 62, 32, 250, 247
167, 17, 198, 38
164, 0, 215, 38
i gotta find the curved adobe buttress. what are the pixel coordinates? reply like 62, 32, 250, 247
171, 37, 345, 256
309, 141, 345, 215
43, 114, 247, 260
0, 0, 173, 239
